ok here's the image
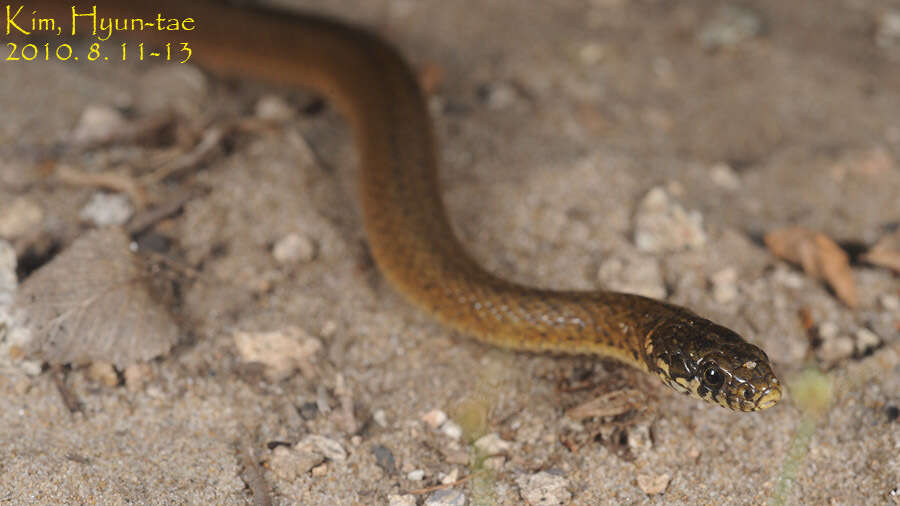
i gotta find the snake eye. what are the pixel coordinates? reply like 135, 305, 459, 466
702, 365, 725, 389
742, 387, 755, 401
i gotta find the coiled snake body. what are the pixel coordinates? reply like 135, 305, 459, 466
33, 0, 781, 411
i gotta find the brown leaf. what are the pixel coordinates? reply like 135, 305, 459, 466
764, 227, 858, 307
862, 228, 900, 274
14, 227, 179, 367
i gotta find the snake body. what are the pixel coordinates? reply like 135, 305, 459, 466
32, 1, 781, 411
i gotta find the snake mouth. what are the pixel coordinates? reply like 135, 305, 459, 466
754, 384, 782, 410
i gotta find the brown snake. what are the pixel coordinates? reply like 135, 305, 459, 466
29, 1, 781, 411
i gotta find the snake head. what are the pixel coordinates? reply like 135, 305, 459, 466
647, 319, 781, 411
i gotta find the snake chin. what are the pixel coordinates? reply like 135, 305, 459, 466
650, 320, 782, 411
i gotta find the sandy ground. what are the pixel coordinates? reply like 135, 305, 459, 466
1, 0, 899, 504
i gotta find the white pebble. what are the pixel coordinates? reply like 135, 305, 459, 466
255, 95, 295, 122
388, 494, 417, 506
407, 469, 425, 481
80, 192, 134, 226
710, 162, 741, 190
474, 433, 513, 455
421, 409, 448, 429
441, 420, 463, 441
0, 197, 43, 239
296, 434, 347, 462
233, 326, 321, 382
711, 267, 739, 304
272, 233, 316, 264
634, 187, 706, 253
70, 105, 127, 145
373, 409, 389, 428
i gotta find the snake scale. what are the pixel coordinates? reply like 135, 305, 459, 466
28, 0, 781, 411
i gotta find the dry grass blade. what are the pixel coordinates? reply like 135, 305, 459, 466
14, 227, 179, 368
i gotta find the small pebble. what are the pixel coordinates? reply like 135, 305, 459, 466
627, 423, 653, 452
233, 326, 322, 382
80, 192, 134, 227
637, 472, 671, 495
0, 197, 43, 239
474, 433, 513, 455
70, 105, 128, 145
425, 489, 466, 506
272, 233, 317, 264
371, 445, 396, 475
373, 409, 389, 428
818, 334, 855, 363
123, 362, 152, 392
86, 361, 118, 387
710, 162, 741, 190
388, 494, 417, 506
634, 187, 706, 253
854, 328, 881, 354
711, 267, 739, 304
407, 469, 425, 481
597, 255, 666, 299
441, 468, 460, 485
516, 471, 572, 505
422, 409, 448, 429
296, 434, 347, 462
269, 446, 324, 480
310, 462, 329, 476
879, 294, 899, 312
441, 420, 463, 441
255, 95, 295, 122
697, 4, 763, 50
0, 239, 16, 307
876, 10, 900, 49
477, 81, 518, 110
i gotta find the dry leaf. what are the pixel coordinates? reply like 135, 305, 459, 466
862, 228, 900, 274
764, 227, 858, 307
14, 227, 179, 367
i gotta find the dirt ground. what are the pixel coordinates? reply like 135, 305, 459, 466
1, 0, 899, 504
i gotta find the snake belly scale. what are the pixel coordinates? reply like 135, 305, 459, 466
32, 0, 781, 411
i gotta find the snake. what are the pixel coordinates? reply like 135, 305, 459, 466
29, 0, 781, 411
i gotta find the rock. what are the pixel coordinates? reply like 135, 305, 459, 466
710, 163, 741, 190
70, 105, 128, 145
425, 489, 466, 506
255, 95, 295, 122
597, 254, 666, 299
80, 192, 134, 226
473, 433, 513, 455
634, 187, 706, 253
710, 267, 739, 304
441, 420, 463, 441
269, 446, 324, 480
0, 197, 43, 239
422, 409, 448, 429
636, 472, 670, 495
373, 409, 388, 428
85, 361, 118, 387
876, 10, 900, 49
698, 4, 764, 50
296, 434, 347, 462
272, 233, 316, 264
517, 471, 571, 505
388, 494, 417, 506
407, 469, 425, 481
233, 326, 322, 382
371, 445, 396, 475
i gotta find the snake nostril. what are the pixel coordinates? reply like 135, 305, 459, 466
743, 387, 754, 401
